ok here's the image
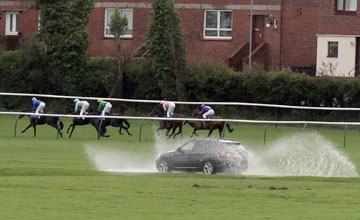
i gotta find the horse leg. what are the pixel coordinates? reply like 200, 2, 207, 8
191, 128, 198, 137
69, 124, 76, 138
218, 127, 224, 139
156, 127, 162, 136
33, 124, 37, 137
123, 127, 133, 136
207, 127, 215, 137
165, 127, 173, 136
21, 123, 33, 134
49, 122, 62, 138
173, 127, 182, 139
167, 127, 176, 139
118, 127, 123, 135
67, 124, 73, 134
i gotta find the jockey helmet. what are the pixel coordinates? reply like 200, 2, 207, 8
201, 104, 205, 108
32, 97, 37, 102
160, 100, 165, 105
74, 98, 79, 103
97, 99, 103, 103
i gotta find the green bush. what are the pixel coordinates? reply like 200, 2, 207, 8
3, 44, 360, 121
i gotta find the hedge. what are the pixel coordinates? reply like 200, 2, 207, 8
2, 48, 360, 121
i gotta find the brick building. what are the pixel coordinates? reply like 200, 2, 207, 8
0, 0, 359, 76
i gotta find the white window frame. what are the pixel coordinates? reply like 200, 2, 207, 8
104, 8, 133, 38
5, 11, 19, 36
203, 10, 232, 39
337, 0, 357, 12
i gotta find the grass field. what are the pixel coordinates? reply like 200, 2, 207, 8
1, 115, 360, 219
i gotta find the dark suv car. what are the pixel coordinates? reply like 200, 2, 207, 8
156, 139, 248, 174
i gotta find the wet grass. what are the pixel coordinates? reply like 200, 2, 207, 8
0, 115, 360, 219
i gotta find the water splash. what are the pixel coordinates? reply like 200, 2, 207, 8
244, 132, 358, 177
84, 131, 189, 173
85, 131, 358, 177
85, 144, 157, 173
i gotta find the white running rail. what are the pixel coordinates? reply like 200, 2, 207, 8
1, 111, 360, 125
1, 92, 360, 111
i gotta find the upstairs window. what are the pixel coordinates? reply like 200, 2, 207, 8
105, 8, 133, 38
328, 42, 338, 57
5, 11, 19, 35
204, 10, 232, 39
336, 0, 357, 14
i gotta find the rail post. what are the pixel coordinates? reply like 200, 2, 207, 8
264, 123, 270, 145
222, 121, 228, 139
358, 112, 360, 133
180, 120, 187, 142
139, 119, 145, 142
302, 123, 307, 132
56, 117, 62, 139
274, 108, 278, 128
98, 118, 104, 140
235, 108, 239, 127
317, 111, 321, 131
14, 115, 19, 137
344, 124, 348, 148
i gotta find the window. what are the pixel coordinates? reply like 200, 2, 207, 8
328, 42, 338, 57
105, 8, 133, 38
180, 141, 197, 152
5, 11, 19, 35
204, 10, 232, 39
336, 0, 357, 13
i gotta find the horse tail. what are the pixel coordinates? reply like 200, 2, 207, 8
122, 119, 130, 129
226, 123, 234, 133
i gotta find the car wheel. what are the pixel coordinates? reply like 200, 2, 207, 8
157, 159, 171, 173
202, 161, 217, 175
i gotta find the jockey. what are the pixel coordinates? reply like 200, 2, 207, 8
97, 99, 112, 117
74, 98, 89, 120
32, 97, 45, 119
161, 100, 176, 118
200, 104, 214, 119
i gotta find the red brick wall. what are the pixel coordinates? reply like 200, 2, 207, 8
0, 0, 328, 71
280, 0, 320, 68
318, 0, 360, 35
87, 6, 152, 57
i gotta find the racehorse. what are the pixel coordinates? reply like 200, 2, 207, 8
19, 110, 64, 138
65, 105, 131, 138
150, 105, 186, 139
99, 113, 133, 137
187, 108, 234, 138
66, 113, 105, 138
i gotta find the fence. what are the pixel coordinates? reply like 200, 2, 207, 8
1, 92, 360, 146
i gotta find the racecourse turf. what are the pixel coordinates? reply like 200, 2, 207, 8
0, 115, 360, 219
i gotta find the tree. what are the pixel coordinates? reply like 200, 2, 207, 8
146, 0, 187, 100
32, 0, 94, 95
108, 8, 129, 98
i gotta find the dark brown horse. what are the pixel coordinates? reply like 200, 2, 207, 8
150, 105, 186, 139
19, 112, 64, 138
66, 113, 105, 138
67, 113, 132, 138
187, 108, 234, 138
99, 113, 133, 137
